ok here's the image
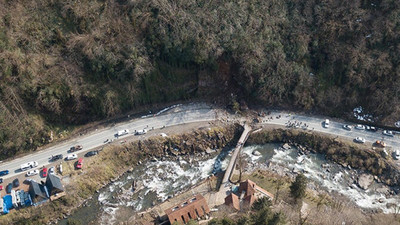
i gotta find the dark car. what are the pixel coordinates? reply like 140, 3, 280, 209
6, 183, 12, 193
0, 170, 9, 176
342, 125, 352, 131
0, 178, 3, 184
13, 178, 19, 187
85, 151, 99, 157
50, 154, 63, 161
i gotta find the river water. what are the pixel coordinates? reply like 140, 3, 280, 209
59, 143, 400, 224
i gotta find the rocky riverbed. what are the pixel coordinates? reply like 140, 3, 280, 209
242, 144, 400, 214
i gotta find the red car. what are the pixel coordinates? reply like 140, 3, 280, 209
42, 168, 48, 177
76, 158, 83, 169
0, 185, 3, 191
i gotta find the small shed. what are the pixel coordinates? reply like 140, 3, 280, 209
45, 174, 64, 196
29, 181, 49, 205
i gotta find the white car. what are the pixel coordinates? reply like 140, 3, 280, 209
117, 129, 129, 136
65, 154, 78, 160
26, 170, 39, 177
135, 129, 147, 135
354, 137, 366, 143
394, 150, 400, 160
323, 119, 330, 128
383, 130, 394, 137
355, 124, 365, 130
49, 166, 55, 175
20, 161, 39, 171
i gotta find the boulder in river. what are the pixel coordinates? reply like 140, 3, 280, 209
282, 143, 291, 150
358, 174, 374, 190
252, 150, 262, 156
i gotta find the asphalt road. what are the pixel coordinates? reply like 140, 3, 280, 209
262, 112, 400, 153
0, 103, 218, 179
1, 103, 399, 181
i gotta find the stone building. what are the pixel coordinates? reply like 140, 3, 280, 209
165, 194, 210, 224
225, 179, 274, 210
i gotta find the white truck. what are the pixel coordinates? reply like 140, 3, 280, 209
20, 161, 38, 171
117, 129, 129, 136
135, 129, 147, 135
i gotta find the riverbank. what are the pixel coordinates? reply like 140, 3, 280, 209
0, 122, 241, 225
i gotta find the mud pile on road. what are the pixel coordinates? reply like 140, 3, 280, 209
248, 128, 400, 187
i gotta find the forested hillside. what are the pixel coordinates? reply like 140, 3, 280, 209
0, 0, 399, 158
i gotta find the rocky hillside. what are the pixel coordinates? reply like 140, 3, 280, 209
1, 0, 400, 157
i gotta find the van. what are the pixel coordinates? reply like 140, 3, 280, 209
324, 119, 330, 128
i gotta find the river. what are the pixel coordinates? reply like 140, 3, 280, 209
59, 143, 400, 224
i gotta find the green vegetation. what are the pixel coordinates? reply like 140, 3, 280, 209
1, 0, 400, 158
290, 173, 308, 203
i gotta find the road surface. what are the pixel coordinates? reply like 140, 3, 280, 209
1, 104, 399, 180
0, 103, 217, 179
261, 112, 400, 152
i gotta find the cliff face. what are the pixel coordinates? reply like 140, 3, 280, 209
248, 129, 400, 186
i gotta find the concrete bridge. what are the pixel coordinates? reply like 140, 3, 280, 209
219, 123, 252, 191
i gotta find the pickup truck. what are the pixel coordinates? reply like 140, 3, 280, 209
117, 129, 129, 136
69, 145, 83, 153
20, 161, 38, 171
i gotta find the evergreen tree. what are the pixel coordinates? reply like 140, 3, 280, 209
290, 173, 307, 203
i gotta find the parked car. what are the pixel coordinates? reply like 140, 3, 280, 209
355, 124, 365, 130
20, 161, 38, 171
24, 179, 34, 184
323, 119, 329, 128
383, 130, 394, 137
76, 158, 83, 169
69, 145, 83, 153
85, 151, 98, 157
116, 129, 129, 136
135, 129, 148, 135
13, 178, 19, 187
42, 168, 48, 177
50, 154, 63, 161
0, 170, 9, 176
367, 126, 378, 132
0, 185, 3, 191
6, 183, 12, 193
394, 150, 400, 160
26, 170, 39, 177
65, 154, 78, 160
375, 140, 386, 148
49, 166, 55, 175
354, 137, 366, 143
0, 178, 3, 184
342, 125, 352, 131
